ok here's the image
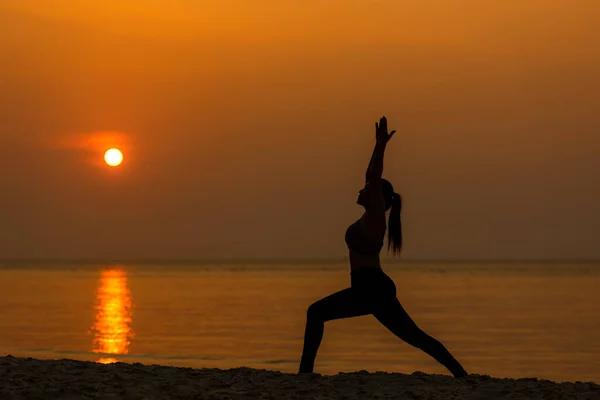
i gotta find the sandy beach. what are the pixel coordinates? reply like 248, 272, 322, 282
1, 356, 598, 400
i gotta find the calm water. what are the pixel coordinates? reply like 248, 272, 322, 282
0, 261, 598, 382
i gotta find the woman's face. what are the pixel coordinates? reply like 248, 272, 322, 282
357, 186, 369, 207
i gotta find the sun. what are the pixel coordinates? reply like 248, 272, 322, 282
104, 148, 123, 167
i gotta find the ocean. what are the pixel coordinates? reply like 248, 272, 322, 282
0, 260, 598, 383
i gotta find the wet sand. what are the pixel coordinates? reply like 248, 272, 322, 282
1, 356, 598, 399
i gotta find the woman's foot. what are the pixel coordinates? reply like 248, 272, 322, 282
453, 369, 469, 379
298, 359, 315, 374
298, 367, 314, 374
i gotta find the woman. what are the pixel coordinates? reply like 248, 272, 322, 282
298, 116, 468, 378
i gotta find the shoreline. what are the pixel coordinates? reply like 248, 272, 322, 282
1, 356, 599, 399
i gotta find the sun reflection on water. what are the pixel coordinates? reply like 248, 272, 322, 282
97, 357, 119, 364
90, 269, 134, 363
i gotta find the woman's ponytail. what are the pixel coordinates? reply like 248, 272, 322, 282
388, 192, 403, 256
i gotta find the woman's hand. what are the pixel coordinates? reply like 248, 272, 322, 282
365, 116, 396, 184
376, 116, 396, 144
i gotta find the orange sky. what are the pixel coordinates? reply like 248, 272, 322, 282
1, 1, 599, 260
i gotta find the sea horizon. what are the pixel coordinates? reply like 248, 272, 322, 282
2, 257, 600, 265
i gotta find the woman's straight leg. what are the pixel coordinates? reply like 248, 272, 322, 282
373, 298, 468, 377
299, 287, 371, 373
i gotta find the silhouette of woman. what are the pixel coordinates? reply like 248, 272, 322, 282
298, 117, 468, 378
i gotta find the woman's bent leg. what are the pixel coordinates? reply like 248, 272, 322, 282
299, 287, 370, 373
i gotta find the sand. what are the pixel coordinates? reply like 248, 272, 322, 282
1, 356, 598, 400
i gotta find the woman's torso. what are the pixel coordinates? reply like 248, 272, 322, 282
345, 216, 385, 272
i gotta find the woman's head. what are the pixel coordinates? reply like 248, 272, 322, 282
357, 178, 403, 256
357, 178, 396, 210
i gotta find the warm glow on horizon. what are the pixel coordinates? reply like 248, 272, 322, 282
91, 269, 134, 364
104, 148, 123, 167
2, 1, 600, 260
